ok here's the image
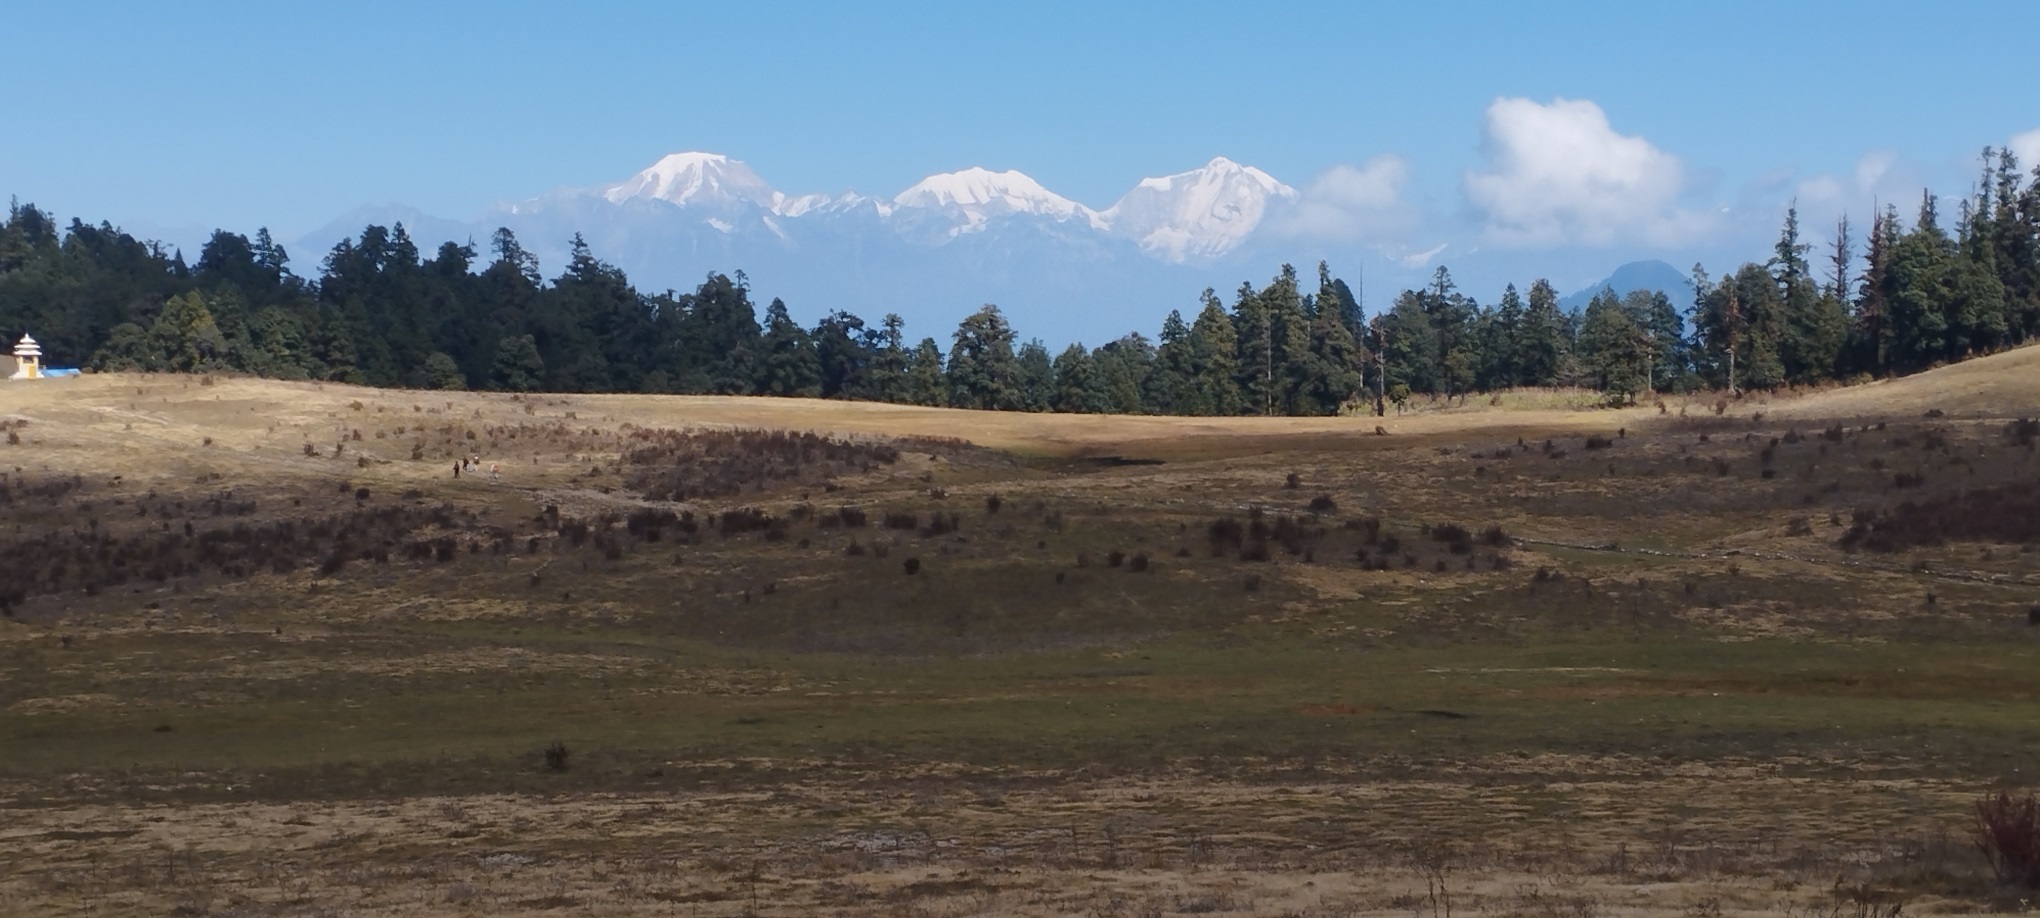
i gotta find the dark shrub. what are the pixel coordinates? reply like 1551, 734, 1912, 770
1840, 481, 2040, 552
1344, 516, 1382, 544
985, 494, 1002, 514
1106, 550, 1125, 568
1584, 435, 1613, 450
1208, 518, 1245, 556
1285, 472, 1302, 490
719, 508, 776, 536
1307, 494, 1338, 514
1430, 523, 1472, 547
543, 741, 570, 772
1128, 552, 1150, 573
884, 511, 918, 530
920, 512, 960, 537
1974, 790, 2040, 888
618, 428, 962, 502
903, 557, 921, 575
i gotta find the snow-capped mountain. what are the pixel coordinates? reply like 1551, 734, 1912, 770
890, 167, 1096, 238
289, 151, 1425, 347
600, 152, 779, 212
1098, 157, 1298, 263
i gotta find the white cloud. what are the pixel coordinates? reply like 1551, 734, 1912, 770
1463, 97, 1713, 248
1855, 151, 1896, 190
1397, 243, 1448, 268
1792, 151, 1910, 216
2011, 128, 2040, 170
1269, 155, 1418, 242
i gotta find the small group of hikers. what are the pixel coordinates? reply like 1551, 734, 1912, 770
451, 454, 499, 482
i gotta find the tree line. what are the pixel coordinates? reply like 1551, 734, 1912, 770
2, 148, 2035, 414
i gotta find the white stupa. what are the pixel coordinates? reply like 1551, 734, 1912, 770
9, 334, 41, 380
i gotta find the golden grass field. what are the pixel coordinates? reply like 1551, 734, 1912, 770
3, 345, 2039, 916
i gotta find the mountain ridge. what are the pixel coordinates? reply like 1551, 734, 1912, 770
1558, 259, 1695, 313
289, 151, 1325, 346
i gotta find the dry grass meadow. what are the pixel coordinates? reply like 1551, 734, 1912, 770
4, 346, 2040, 916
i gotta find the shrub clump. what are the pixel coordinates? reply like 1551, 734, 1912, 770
1975, 790, 2040, 889
1429, 523, 1474, 554
620, 428, 969, 502
1840, 482, 2040, 552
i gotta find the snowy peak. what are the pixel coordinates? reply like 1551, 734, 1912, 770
603, 152, 780, 210
1100, 156, 1298, 262
573, 152, 1298, 254
891, 167, 1094, 235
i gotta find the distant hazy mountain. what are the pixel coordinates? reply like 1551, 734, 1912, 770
289, 151, 1356, 346
1558, 260, 1694, 313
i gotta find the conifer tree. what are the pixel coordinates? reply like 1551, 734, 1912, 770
491, 334, 544, 391
1230, 281, 1274, 415
1187, 290, 1242, 415
424, 352, 466, 390
1479, 283, 1523, 390
903, 337, 947, 407
1302, 296, 1362, 414
1013, 338, 1054, 412
1264, 264, 1314, 415
1578, 289, 1647, 397
1050, 343, 1099, 413
1147, 310, 1197, 414
811, 310, 870, 399
1515, 279, 1567, 387
864, 313, 910, 402
947, 305, 1019, 410
756, 298, 821, 397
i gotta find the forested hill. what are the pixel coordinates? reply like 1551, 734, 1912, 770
2, 148, 2036, 415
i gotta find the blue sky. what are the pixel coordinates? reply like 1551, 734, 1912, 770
6, 0, 2038, 285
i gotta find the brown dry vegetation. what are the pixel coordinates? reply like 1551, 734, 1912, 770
4, 345, 2040, 915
